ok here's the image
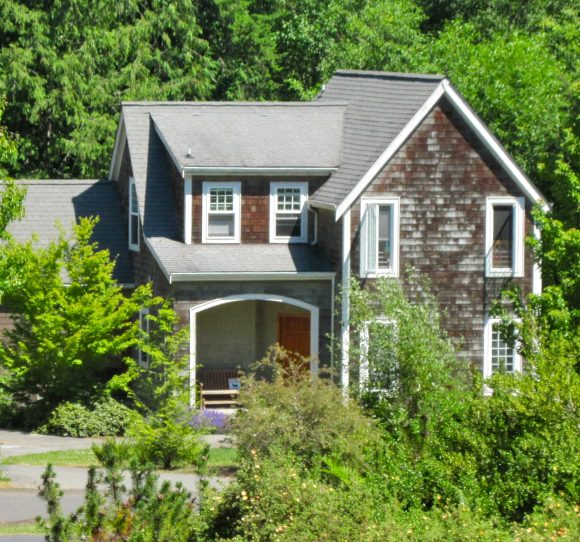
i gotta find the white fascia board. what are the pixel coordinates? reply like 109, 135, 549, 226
143, 236, 171, 282
183, 166, 336, 176
335, 82, 446, 220
152, 119, 183, 175
441, 80, 549, 211
309, 199, 337, 211
335, 79, 549, 221
108, 112, 126, 181
169, 271, 335, 283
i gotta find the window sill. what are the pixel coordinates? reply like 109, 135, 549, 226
269, 237, 307, 244
486, 269, 523, 278
201, 238, 240, 244
360, 270, 399, 279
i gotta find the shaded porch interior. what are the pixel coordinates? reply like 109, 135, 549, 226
196, 300, 310, 379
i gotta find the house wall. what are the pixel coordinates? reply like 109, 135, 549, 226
171, 279, 334, 366
116, 144, 170, 297
188, 176, 327, 244
351, 98, 534, 367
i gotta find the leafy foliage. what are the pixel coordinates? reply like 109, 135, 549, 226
0, 217, 170, 417
129, 302, 208, 470
37, 398, 138, 437
230, 346, 381, 470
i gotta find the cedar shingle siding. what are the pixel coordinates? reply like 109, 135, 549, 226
352, 100, 534, 365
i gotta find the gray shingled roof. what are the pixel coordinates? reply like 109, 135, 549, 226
119, 70, 446, 277
149, 102, 345, 170
312, 70, 443, 207
5, 180, 134, 284
148, 238, 334, 276
122, 107, 180, 240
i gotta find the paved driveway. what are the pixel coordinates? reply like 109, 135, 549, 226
0, 429, 103, 458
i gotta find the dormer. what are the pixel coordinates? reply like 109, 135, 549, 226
109, 102, 345, 248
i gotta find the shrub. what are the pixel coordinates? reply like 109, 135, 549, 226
230, 346, 382, 471
130, 414, 208, 470
37, 461, 204, 541
38, 398, 138, 437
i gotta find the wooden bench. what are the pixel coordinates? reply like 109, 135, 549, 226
198, 369, 242, 408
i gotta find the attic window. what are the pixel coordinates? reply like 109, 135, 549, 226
202, 182, 241, 243
129, 178, 140, 251
270, 182, 308, 243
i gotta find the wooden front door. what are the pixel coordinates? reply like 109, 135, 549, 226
277, 314, 311, 358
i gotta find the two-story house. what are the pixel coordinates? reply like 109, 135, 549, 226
3, 70, 548, 400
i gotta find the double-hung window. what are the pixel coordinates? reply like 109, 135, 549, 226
270, 182, 308, 243
483, 318, 522, 377
360, 198, 400, 277
202, 182, 241, 243
485, 197, 525, 277
360, 317, 398, 394
129, 177, 140, 251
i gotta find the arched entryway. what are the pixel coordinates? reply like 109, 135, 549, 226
189, 294, 319, 404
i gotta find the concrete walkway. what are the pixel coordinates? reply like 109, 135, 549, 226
0, 429, 232, 537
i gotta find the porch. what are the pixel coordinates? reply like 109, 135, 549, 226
189, 294, 320, 406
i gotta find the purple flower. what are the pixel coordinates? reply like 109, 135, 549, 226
188, 409, 230, 432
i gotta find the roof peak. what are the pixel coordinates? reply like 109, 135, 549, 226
333, 69, 444, 82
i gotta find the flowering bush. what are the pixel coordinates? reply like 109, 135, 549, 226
189, 409, 231, 433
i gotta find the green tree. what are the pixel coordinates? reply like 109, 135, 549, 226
0, 97, 24, 239
0, 217, 162, 414
0, 0, 218, 178
0, 99, 26, 298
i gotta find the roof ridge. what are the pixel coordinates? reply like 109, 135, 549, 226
122, 101, 348, 107
334, 69, 444, 82
12, 179, 106, 185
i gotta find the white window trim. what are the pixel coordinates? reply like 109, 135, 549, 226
202, 181, 241, 244
128, 177, 140, 251
308, 207, 318, 245
138, 308, 150, 367
483, 317, 522, 378
485, 197, 525, 277
359, 197, 400, 278
269, 182, 308, 243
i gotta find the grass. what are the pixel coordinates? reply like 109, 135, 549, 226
2, 448, 96, 467
205, 446, 238, 469
2, 446, 239, 471
0, 523, 43, 535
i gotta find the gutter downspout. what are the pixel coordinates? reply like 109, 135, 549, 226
340, 209, 351, 393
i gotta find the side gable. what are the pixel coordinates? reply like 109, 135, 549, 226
321, 74, 548, 220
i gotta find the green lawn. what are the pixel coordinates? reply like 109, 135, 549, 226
0, 523, 42, 535
2, 448, 97, 467
2, 446, 238, 471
